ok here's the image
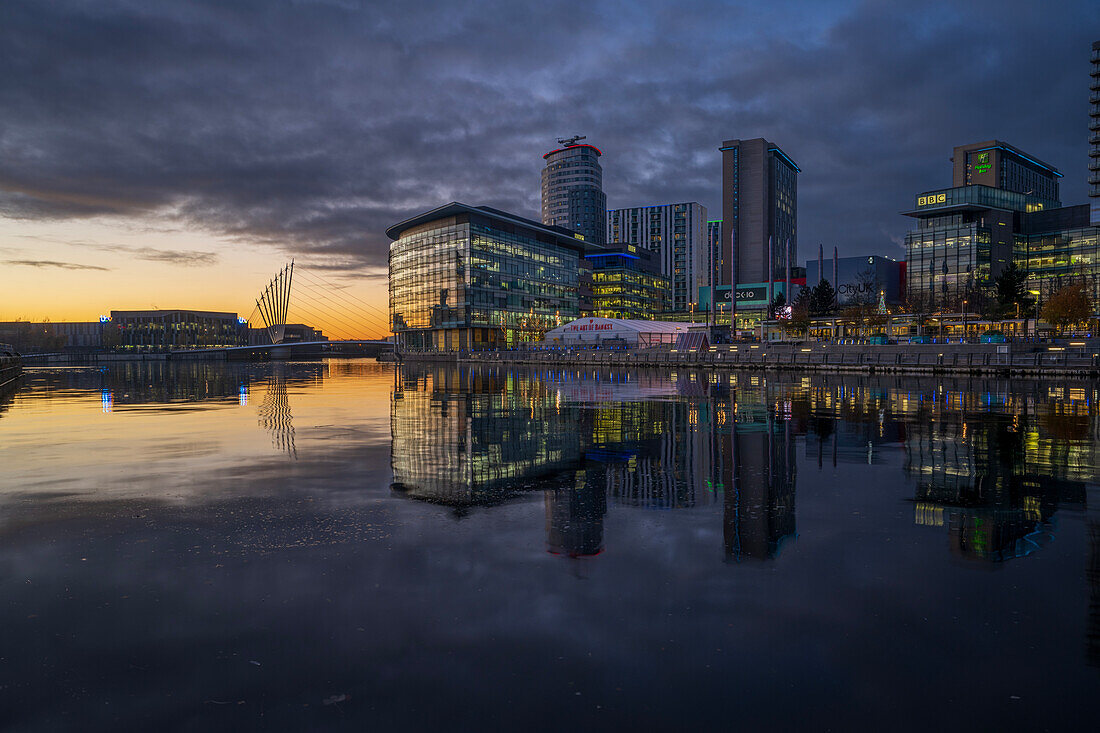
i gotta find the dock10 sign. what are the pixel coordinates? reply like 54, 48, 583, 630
917, 193, 947, 206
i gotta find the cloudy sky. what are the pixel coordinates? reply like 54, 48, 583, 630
1, 0, 1097, 334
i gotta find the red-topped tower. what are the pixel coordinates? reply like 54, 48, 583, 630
541, 136, 606, 245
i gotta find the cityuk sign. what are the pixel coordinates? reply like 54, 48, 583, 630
837, 282, 875, 296
565, 319, 613, 333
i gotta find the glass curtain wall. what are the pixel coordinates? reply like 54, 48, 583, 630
905, 219, 990, 311
1023, 227, 1100, 304
390, 217, 580, 351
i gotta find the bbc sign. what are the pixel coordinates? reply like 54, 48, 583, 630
917, 193, 947, 207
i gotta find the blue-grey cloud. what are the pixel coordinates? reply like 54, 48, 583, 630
3, 259, 110, 271
0, 0, 1096, 270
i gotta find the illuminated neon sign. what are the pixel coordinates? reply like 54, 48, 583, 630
972, 151, 991, 175
917, 193, 947, 206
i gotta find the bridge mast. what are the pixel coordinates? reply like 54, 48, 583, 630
255, 261, 294, 344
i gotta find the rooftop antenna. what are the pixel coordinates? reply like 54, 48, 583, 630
557, 135, 586, 147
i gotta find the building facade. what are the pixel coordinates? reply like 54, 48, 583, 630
388, 203, 584, 351
719, 138, 799, 287
905, 141, 1100, 314
1019, 205, 1100, 306
585, 245, 671, 320
606, 202, 709, 312
1090, 41, 1100, 224
951, 140, 1062, 202
707, 220, 723, 292
109, 310, 248, 350
0, 321, 103, 352
904, 141, 1065, 311
904, 185, 1060, 309
541, 141, 606, 245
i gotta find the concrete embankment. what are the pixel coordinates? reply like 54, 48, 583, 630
1, 356, 22, 390
404, 342, 1100, 379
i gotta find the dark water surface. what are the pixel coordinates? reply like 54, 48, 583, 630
1, 360, 1098, 731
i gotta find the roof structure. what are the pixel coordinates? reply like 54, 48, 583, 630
544, 318, 706, 339
385, 202, 591, 251
542, 143, 603, 160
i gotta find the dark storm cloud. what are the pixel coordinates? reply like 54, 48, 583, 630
0, 0, 1096, 269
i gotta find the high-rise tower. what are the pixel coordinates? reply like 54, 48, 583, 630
607, 202, 709, 312
719, 138, 798, 287
1090, 41, 1100, 224
541, 137, 607, 245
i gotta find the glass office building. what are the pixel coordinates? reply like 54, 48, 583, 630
1019, 206, 1100, 306
586, 245, 671, 320
388, 203, 584, 351
905, 186, 1100, 315
903, 185, 1060, 310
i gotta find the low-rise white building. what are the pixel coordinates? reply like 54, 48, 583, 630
542, 317, 706, 348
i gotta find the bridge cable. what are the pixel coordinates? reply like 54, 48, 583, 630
287, 292, 380, 340
283, 301, 359, 341
291, 288, 386, 337
296, 269, 392, 322
284, 293, 364, 338
292, 281, 390, 334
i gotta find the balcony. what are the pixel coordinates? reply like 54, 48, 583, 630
1091, 159, 1100, 172
1090, 173, 1100, 186
1092, 118, 1100, 131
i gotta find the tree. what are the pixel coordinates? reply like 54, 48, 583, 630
768, 292, 786, 320
1041, 283, 1092, 336
783, 289, 810, 338
809, 280, 836, 316
992, 263, 1031, 318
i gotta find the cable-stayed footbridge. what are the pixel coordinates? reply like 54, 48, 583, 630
175, 261, 393, 359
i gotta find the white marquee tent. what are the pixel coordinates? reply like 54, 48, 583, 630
542, 318, 707, 347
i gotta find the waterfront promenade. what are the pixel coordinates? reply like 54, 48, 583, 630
405, 341, 1100, 379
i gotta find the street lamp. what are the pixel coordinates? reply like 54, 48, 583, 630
962, 300, 968, 342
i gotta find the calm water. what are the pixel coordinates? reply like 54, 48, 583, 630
0, 360, 1098, 731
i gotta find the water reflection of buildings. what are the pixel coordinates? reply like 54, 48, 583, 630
900, 385, 1097, 563
14, 361, 326, 456
771, 376, 1098, 564
390, 365, 585, 508
545, 471, 607, 557
389, 365, 800, 561
543, 370, 798, 561
722, 410, 797, 563
1089, 486, 1100, 667
23, 361, 322, 407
